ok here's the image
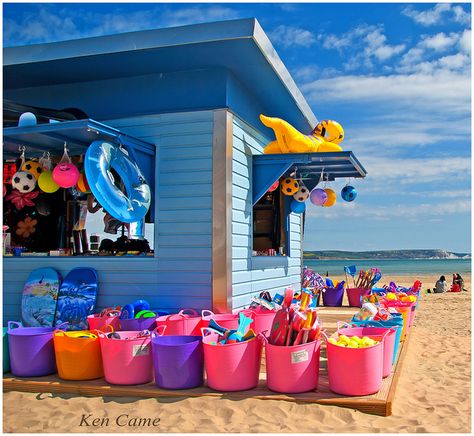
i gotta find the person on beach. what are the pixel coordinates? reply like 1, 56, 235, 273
453, 273, 467, 292
432, 275, 448, 293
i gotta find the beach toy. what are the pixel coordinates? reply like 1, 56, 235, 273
155, 309, 203, 336
341, 185, 357, 202
120, 304, 135, 319
52, 162, 80, 188
87, 309, 121, 331
53, 329, 103, 380
240, 307, 276, 336
151, 331, 204, 389
322, 286, 344, 307
323, 188, 336, 207
132, 299, 151, 313
3, 327, 10, 372
280, 177, 299, 196
201, 328, 263, 391
12, 171, 36, 193
290, 199, 306, 214
76, 172, 91, 193
85, 140, 151, 223
323, 329, 387, 396
38, 171, 60, 193
269, 287, 293, 345
346, 288, 371, 307
267, 180, 279, 192
264, 336, 321, 393
21, 161, 43, 180
120, 313, 157, 332
310, 188, 327, 206
135, 310, 156, 319
354, 302, 378, 321
201, 310, 240, 331
337, 322, 397, 378
312, 119, 344, 144
259, 114, 343, 154
7, 321, 64, 377
98, 329, 156, 385
18, 112, 37, 127
293, 184, 310, 202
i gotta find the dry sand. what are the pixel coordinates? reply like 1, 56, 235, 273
3, 274, 471, 433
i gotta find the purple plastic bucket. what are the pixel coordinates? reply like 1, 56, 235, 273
7, 321, 57, 377
151, 335, 204, 390
322, 287, 344, 307
120, 317, 156, 331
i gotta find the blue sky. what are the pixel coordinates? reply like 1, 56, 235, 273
3, 2, 471, 252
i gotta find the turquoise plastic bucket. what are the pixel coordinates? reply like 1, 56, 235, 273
3, 327, 10, 373
350, 317, 403, 365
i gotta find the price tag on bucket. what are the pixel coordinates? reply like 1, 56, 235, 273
132, 344, 150, 357
291, 349, 309, 364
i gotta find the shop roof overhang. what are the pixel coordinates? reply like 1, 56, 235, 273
253, 152, 368, 205
4, 18, 316, 133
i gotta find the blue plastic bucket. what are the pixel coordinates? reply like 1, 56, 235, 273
350, 317, 403, 365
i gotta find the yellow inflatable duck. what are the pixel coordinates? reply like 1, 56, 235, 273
260, 114, 344, 154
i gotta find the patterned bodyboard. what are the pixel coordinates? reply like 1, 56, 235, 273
53, 267, 98, 331
21, 267, 61, 327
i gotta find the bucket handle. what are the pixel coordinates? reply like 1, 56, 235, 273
257, 331, 268, 344
320, 329, 330, 344
7, 321, 22, 331
201, 310, 215, 320
151, 325, 166, 338
56, 322, 69, 331
336, 321, 354, 332
178, 309, 199, 317
53, 329, 66, 336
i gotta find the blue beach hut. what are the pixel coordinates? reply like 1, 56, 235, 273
2, 18, 366, 320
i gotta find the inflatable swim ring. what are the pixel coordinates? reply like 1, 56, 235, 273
85, 141, 151, 223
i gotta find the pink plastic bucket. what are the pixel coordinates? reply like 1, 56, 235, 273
98, 330, 157, 385
201, 328, 263, 391
201, 310, 240, 330
240, 308, 276, 335
265, 339, 321, 393
88, 310, 121, 332
323, 331, 386, 396
346, 288, 370, 308
408, 305, 416, 327
337, 323, 396, 378
156, 309, 203, 336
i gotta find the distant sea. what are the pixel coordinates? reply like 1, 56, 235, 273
303, 258, 472, 276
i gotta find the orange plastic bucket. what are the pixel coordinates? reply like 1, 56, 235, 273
53, 330, 103, 380
265, 338, 321, 393
201, 328, 263, 391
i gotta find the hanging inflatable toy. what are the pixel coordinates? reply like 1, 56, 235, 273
21, 161, 43, 180
293, 183, 310, 202
290, 199, 306, 214
267, 180, 279, 193
310, 188, 327, 206
85, 140, 151, 223
12, 171, 36, 193
312, 120, 344, 144
260, 114, 343, 154
341, 185, 357, 202
280, 177, 299, 196
323, 188, 337, 207
76, 172, 91, 193
38, 152, 60, 193
52, 143, 80, 188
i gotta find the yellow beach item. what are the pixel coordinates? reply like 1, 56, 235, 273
260, 114, 343, 154
312, 120, 344, 144
323, 188, 337, 207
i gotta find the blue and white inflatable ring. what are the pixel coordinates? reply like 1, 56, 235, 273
85, 140, 151, 223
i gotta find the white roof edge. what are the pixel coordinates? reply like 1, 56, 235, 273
251, 20, 317, 128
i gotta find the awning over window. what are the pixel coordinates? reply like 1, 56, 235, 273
252, 151, 367, 205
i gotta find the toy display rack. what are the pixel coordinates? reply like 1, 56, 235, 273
3, 306, 411, 416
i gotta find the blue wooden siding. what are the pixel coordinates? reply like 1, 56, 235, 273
231, 115, 302, 310
3, 110, 214, 323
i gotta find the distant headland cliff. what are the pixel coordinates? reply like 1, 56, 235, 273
303, 250, 471, 260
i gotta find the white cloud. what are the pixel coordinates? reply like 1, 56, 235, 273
269, 25, 316, 48
459, 29, 472, 54
420, 32, 460, 51
402, 3, 470, 26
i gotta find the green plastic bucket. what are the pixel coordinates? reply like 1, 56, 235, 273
3, 327, 10, 372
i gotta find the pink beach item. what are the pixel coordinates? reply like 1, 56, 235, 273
201, 328, 263, 391
87, 309, 121, 331
323, 330, 387, 396
240, 307, 276, 336
346, 287, 371, 308
201, 310, 240, 330
155, 309, 203, 336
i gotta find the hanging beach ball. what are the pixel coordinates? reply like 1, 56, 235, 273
38, 171, 60, 193
309, 188, 327, 206
12, 171, 36, 193
341, 185, 357, 202
52, 162, 80, 188
323, 188, 337, 207
290, 199, 306, 214
280, 177, 299, 196
21, 160, 43, 180
267, 180, 279, 193
293, 184, 310, 202
76, 172, 91, 193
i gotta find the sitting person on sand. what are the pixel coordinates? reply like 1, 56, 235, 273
453, 273, 467, 292
432, 275, 448, 293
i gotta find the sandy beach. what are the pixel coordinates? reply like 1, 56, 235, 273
3, 274, 471, 433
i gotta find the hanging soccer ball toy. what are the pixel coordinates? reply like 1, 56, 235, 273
290, 199, 306, 214
341, 185, 357, 202
280, 177, 299, 196
21, 161, 43, 180
309, 188, 327, 206
293, 184, 310, 202
12, 171, 36, 193
52, 142, 80, 188
323, 188, 337, 207
267, 180, 279, 193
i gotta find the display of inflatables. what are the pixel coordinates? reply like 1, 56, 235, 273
85, 140, 151, 223
342, 185, 357, 202
280, 177, 299, 196
290, 199, 306, 214
260, 114, 343, 154
267, 180, 279, 193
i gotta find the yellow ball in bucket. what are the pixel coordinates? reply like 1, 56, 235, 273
38, 170, 60, 193
323, 188, 336, 207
